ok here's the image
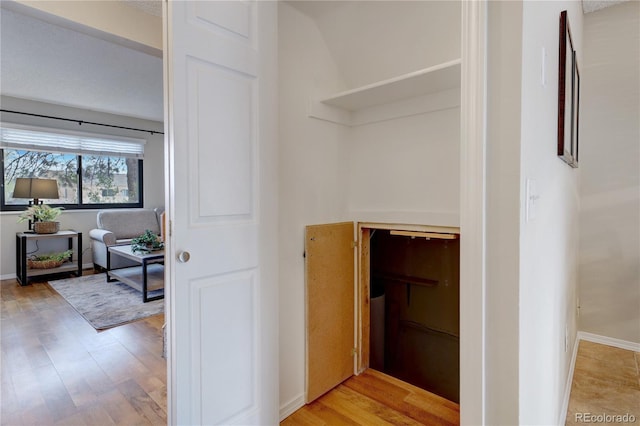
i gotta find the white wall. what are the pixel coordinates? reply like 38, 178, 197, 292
0, 96, 164, 277
518, 2, 582, 425
347, 105, 460, 226
486, 2, 584, 424
278, 3, 350, 412
278, 0, 461, 417
578, 1, 640, 344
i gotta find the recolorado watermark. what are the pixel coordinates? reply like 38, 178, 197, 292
575, 413, 637, 423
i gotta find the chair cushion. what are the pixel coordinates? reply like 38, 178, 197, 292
96, 209, 160, 239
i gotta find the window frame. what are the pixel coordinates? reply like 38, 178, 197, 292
1, 148, 144, 211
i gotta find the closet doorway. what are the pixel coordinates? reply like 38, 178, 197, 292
362, 224, 460, 403
305, 222, 460, 404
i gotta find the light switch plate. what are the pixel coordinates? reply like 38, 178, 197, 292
526, 178, 538, 222
541, 47, 547, 87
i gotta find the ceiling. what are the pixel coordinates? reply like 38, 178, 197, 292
121, 0, 162, 17
0, 0, 627, 125
582, 0, 629, 13
0, 3, 164, 122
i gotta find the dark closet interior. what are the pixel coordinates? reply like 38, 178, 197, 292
369, 229, 460, 403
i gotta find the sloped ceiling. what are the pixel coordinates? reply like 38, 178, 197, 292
0, 4, 163, 122
287, 0, 461, 89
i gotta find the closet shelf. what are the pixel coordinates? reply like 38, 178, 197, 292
372, 271, 438, 288
319, 59, 461, 111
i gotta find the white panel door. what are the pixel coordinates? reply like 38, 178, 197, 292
164, 1, 278, 424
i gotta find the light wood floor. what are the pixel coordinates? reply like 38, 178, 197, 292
1, 275, 167, 425
565, 340, 640, 425
281, 369, 460, 425
3, 275, 639, 426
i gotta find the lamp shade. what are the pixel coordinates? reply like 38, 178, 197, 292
13, 178, 59, 200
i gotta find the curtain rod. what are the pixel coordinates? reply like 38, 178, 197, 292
0, 109, 164, 135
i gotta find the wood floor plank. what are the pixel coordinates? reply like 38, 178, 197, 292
324, 385, 421, 426
98, 387, 153, 426
319, 388, 395, 426
283, 370, 460, 426
19, 403, 54, 426
365, 369, 459, 411
9, 368, 47, 412
31, 363, 78, 422
90, 341, 153, 385
403, 393, 461, 425
0, 368, 19, 418
343, 370, 459, 426
54, 406, 117, 426
308, 401, 362, 426
117, 378, 167, 424
1, 276, 167, 426
281, 407, 328, 426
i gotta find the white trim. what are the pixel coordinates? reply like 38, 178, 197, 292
163, 0, 177, 424
559, 333, 581, 426
279, 393, 305, 422
460, 1, 488, 424
578, 331, 640, 352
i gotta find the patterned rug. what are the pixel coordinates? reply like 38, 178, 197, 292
48, 273, 164, 330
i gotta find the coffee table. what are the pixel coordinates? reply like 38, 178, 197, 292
107, 245, 164, 302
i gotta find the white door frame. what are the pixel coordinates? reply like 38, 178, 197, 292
460, 1, 487, 424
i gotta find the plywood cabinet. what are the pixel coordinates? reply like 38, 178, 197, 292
305, 222, 355, 402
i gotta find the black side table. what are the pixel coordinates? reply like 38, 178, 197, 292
15, 230, 83, 285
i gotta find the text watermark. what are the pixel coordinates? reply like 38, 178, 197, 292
575, 413, 637, 424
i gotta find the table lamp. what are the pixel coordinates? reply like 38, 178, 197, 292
12, 178, 60, 206
13, 178, 60, 231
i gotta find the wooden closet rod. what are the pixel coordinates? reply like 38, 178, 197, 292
389, 230, 458, 240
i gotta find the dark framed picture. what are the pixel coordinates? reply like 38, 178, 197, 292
571, 50, 580, 167
557, 10, 579, 168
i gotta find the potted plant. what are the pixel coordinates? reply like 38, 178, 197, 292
27, 249, 73, 269
131, 229, 164, 254
18, 204, 63, 234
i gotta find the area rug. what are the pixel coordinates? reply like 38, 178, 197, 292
48, 274, 164, 331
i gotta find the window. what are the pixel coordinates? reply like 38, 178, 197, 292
1, 124, 145, 210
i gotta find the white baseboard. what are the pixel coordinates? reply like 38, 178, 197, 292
0, 263, 95, 282
279, 393, 305, 422
0, 272, 16, 281
559, 334, 581, 426
578, 331, 640, 352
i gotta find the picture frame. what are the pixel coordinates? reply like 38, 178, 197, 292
557, 10, 579, 168
571, 50, 580, 167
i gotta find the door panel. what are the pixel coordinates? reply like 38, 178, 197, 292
165, 1, 277, 424
305, 222, 355, 402
187, 60, 255, 219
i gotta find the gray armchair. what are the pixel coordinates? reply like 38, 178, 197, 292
89, 208, 163, 270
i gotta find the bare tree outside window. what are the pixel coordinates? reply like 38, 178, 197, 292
2, 149, 142, 208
